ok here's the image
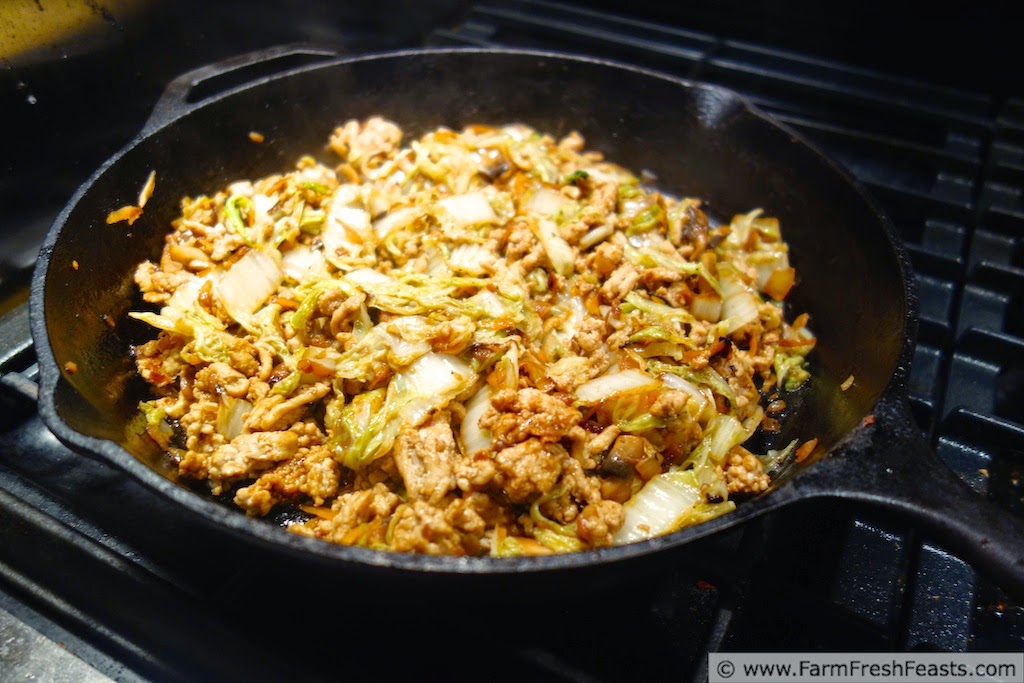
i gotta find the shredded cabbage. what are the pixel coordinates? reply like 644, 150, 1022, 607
575, 369, 659, 405
532, 218, 575, 277
613, 470, 701, 544
460, 386, 493, 456
774, 351, 811, 390
224, 195, 254, 245
215, 249, 284, 326
438, 191, 498, 227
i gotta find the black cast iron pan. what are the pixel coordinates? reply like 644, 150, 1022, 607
27, 46, 1024, 597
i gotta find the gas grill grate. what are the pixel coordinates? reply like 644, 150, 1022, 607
1, 2, 1022, 680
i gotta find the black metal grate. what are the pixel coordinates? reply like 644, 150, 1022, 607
1, 2, 1022, 680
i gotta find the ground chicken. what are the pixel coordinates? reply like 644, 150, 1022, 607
206, 431, 299, 483
351, 452, 399, 491
750, 329, 780, 375
454, 451, 498, 492
711, 355, 760, 420
493, 438, 567, 503
650, 390, 690, 418
225, 340, 261, 378
503, 219, 545, 270
559, 220, 589, 245
567, 424, 621, 470
194, 362, 249, 398
576, 500, 625, 547
308, 483, 402, 546
133, 335, 186, 388
599, 262, 640, 303
244, 383, 330, 432
328, 116, 402, 170
193, 221, 245, 263
178, 399, 222, 461
546, 354, 609, 393
560, 458, 602, 506
722, 450, 770, 495
588, 178, 619, 215
393, 412, 458, 504
234, 445, 340, 516
389, 501, 470, 555
558, 131, 585, 153
639, 266, 683, 286
480, 388, 581, 448
134, 262, 192, 304
574, 316, 608, 354
593, 241, 622, 276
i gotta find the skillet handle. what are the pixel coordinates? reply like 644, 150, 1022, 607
142, 44, 344, 136
795, 394, 1024, 599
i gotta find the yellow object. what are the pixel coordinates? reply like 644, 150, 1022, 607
0, 0, 145, 64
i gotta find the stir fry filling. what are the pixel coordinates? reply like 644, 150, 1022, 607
131, 118, 814, 556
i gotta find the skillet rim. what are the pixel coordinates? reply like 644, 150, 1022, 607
29, 46, 917, 575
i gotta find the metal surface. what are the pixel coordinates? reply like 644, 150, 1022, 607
24, 47, 1024, 594
0, 606, 116, 683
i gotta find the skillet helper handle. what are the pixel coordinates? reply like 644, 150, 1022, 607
0, 303, 39, 405
800, 395, 1024, 599
143, 44, 343, 135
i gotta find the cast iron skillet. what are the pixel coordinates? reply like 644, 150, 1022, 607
29, 46, 1024, 596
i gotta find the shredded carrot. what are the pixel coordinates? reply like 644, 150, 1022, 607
341, 526, 363, 545
684, 339, 725, 363
619, 347, 645, 370
299, 505, 337, 520
778, 337, 816, 349
248, 131, 265, 143
763, 266, 796, 301
542, 307, 573, 334
137, 170, 157, 208
795, 437, 818, 463
747, 332, 759, 358
297, 358, 334, 379
63, 361, 78, 375
71, 260, 79, 270
513, 537, 554, 556
106, 205, 143, 225
792, 312, 810, 330
272, 296, 300, 311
